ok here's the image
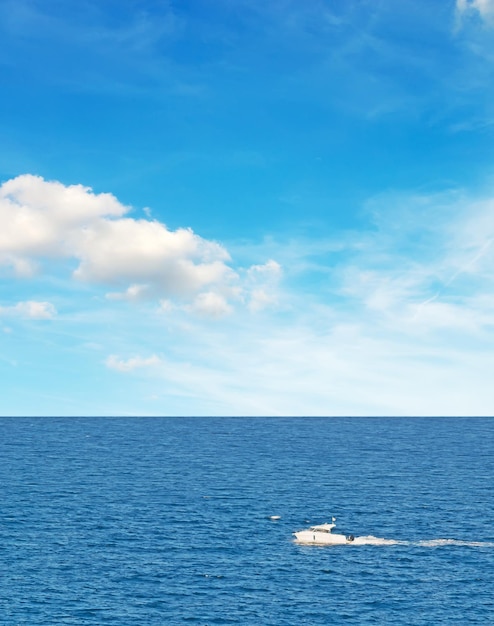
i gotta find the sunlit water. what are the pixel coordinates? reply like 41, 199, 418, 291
1, 417, 493, 624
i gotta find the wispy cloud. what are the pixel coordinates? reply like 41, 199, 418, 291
186, 292, 233, 318
0, 0, 184, 94
456, 0, 494, 26
105, 354, 162, 373
94, 182, 494, 415
326, 187, 494, 335
0, 300, 57, 319
99, 302, 494, 415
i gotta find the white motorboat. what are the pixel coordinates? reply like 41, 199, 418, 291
293, 518, 355, 545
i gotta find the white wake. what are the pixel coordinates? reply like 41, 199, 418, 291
351, 535, 401, 546
338, 536, 494, 547
414, 538, 494, 548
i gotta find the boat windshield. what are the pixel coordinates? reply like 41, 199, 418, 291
311, 524, 334, 533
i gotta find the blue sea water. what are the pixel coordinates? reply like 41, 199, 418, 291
0, 417, 493, 625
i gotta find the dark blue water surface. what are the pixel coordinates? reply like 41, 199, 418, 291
1, 417, 493, 625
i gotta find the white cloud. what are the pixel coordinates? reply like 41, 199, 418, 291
188, 291, 233, 318
105, 354, 162, 372
245, 259, 282, 312
103, 307, 494, 416
159, 299, 175, 313
73, 218, 233, 294
0, 175, 125, 264
175, 186, 494, 411
247, 259, 282, 278
0, 300, 57, 319
248, 289, 278, 313
157, 292, 233, 318
106, 284, 150, 301
84, 184, 494, 416
0, 174, 254, 311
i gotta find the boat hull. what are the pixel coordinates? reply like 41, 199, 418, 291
294, 530, 352, 545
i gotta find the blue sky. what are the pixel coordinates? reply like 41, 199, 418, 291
2, 0, 494, 415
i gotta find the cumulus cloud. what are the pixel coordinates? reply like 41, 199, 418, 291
105, 354, 162, 372
0, 175, 125, 264
0, 300, 57, 319
0, 174, 248, 312
73, 218, 233, 294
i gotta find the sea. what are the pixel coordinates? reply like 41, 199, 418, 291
1, 416, 493, 625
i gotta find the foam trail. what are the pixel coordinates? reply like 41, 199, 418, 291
415, 539, 494, 548
352, 535, 402, 546
294, 533, 494, 547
